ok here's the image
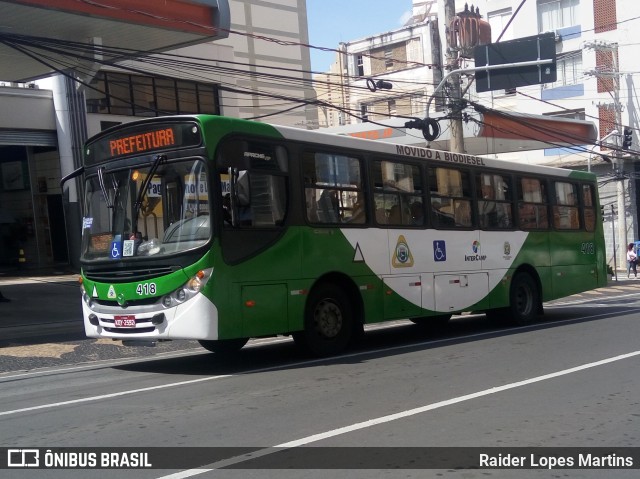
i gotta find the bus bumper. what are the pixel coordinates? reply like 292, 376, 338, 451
82, 293, 219, 341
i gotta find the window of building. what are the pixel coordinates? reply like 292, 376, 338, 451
388, 100, 397, 117
372, 160, 423, 226
428, 167, 473, 228
106, 73, 133, 116
538, 0, 579, 32
86, 72, 220, 118
361, 104, 369, 123
384, 49, 394, 70
131, 76, 155, 117
544, 51, 582, 89
488, 8, 514, 41
356, 55, 365, 77
303, 152, 364, 224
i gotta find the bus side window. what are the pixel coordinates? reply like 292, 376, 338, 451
517, 177, 549, 230
217, 139, 288, 228
303, 151, 364, 225
553, 181, 580, 230
429, 166, 473, 228
582, 183, 596, 232
372, 159, 423, 227
476, 173, 513, 229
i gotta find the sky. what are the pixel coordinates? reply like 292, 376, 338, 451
306, 0, 414, 72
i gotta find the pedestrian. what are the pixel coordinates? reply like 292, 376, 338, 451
0, 289, 9, 302
627, 243, 638, 278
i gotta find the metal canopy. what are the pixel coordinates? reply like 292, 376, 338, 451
0, 0, 230, 82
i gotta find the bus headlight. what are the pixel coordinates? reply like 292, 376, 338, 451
161, 268, 212, 308
176, 289, 187, 302
80, 283, 93, 308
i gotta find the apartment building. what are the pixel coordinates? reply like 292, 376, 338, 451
315, 1, 440, 129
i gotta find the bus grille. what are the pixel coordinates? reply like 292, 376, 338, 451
103, 327, 156, 334
94, 297, 159, 307
85, 266, 179, 283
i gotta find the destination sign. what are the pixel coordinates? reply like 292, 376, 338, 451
85, 122, 202, 165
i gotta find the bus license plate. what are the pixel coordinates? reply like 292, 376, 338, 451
114, 315, 136, 328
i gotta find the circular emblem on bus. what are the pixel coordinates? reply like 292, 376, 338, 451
117, 293, 128, 307
396, 242, 410, 263
472, 240, 480, 254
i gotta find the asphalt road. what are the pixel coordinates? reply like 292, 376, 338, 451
1, 280, 640, 478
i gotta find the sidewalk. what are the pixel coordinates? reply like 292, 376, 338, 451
0, 265, 79, 286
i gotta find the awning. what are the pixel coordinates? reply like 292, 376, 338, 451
0, 0, 230, 82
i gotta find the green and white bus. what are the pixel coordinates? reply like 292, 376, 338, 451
66, 115, 607, 356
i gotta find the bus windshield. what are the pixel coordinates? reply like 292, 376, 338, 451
80, 157, 211, 261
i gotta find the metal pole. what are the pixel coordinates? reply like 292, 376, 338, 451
611, 204, 618, 281
440, 0, 465, 153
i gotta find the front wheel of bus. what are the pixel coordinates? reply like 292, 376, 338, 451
294, 284, 353, 357
508, 272, 540, 325
199, 338, 248, 355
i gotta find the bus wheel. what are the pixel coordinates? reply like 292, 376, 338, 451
198, 338, 248, 354
410, 314, 452, 329
508, 272, 540, 325
294, 284, 353, 357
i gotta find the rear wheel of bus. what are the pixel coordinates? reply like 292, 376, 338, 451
293, 283, 354, 357
487, 271, 540, 325
199, 338, 248, 355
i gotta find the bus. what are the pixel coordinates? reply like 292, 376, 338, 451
63, 115, 607, 357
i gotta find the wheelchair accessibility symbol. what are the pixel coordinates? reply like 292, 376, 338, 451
433, 240, 446, 262
110, 241, 122, 259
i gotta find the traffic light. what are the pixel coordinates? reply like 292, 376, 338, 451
622, 127, 633, 149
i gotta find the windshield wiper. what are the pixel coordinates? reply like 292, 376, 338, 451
132, 154, 166, 232
98, 166, 119, 208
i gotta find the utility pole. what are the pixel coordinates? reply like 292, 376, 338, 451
438, 0, 465, 153
585, 40, 627, 267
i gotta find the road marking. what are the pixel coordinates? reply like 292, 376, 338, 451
157, 349, 640, 478
0, 375, 233, 417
